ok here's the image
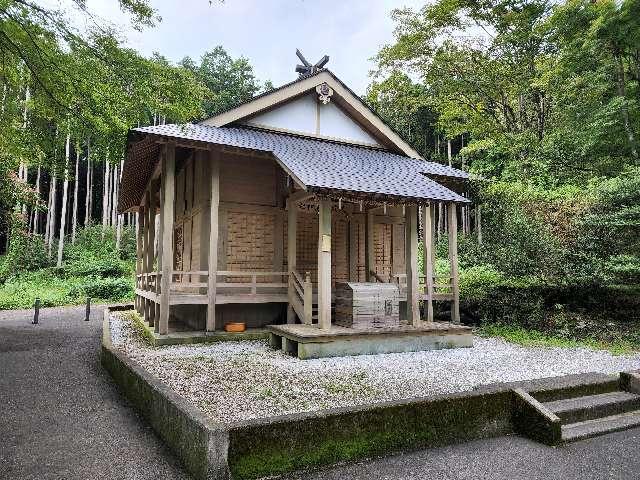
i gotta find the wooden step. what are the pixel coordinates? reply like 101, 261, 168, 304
562, 410, 640, 443
544, 391, 640, 424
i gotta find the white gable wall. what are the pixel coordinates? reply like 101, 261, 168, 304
244, 93, 381, 146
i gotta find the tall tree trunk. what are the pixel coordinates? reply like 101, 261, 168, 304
18, 85, 30, 216
44, 174, 53, 245
31, 166, 41, 234
447, 139, 452, 167
84, 140, 91, 226
111, 163, 118, 227
47, 176, 57, 257
115, 159, 123, 250
614, 48, 638, 160
71, 145, 80, 243
57, 134, 71, 267
102, 160, 110, 231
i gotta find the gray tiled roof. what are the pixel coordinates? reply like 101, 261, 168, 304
130, 123, 469, 205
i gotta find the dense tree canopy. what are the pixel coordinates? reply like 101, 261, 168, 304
181, 46, 272, 118
370, 0, 640, 329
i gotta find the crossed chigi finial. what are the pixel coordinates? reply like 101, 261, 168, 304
295, 49, 329, 77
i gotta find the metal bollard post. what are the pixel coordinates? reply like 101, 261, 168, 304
85, 297, 91, 322
33, 298, 40, 325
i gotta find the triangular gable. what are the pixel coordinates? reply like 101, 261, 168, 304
200, 70, 422, 158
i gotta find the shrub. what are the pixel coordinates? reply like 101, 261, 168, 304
0, 222, 50, 282
0, 270, 80, 309
64, 257, 129, 278
73, 277, 134, 301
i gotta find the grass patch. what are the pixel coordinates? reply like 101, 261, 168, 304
0, 269, 134, 310
479, 323, 639, 355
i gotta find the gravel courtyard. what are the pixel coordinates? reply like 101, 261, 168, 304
110, 312, 640, 423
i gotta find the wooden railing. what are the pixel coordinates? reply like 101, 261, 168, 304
366, 271, 454, 300
289, 270, 313, 324
135, 270, 288, 303
216, 271, 288, 294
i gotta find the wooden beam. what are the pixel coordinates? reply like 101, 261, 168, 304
365, 210, 375, 281
422, 204, 434, 322
206, 149, 220, 332
448, 202, 460, 324
288, 189, 313, 205
405, 205, 420, 326
286, 198, 297, 323
159, 143, 176, 335
317, 199, 332, 330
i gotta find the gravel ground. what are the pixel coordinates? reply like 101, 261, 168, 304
111, 312, 640, 424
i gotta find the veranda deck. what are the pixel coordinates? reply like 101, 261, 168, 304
268, 322, 473, 359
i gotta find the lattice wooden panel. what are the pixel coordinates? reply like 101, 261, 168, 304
374, 223, 393, 279
296, 211, 318, 280
226, 211, 275, 281
332, 214, 348, 285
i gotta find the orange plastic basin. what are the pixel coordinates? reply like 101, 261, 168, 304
224, 322, 246, 333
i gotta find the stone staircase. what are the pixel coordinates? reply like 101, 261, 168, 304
530, 376, 640, 443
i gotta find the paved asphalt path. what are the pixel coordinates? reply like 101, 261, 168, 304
1, 305, 639, 480
0, 305, 190, 480
290, 428, 640, 480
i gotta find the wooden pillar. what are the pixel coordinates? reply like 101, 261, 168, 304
159, 143, 175, 335
135, 205, 144, 314
365, 209, 374, 281
405, 204, 420, 326
206, 150, 220, 332
146, 188, 156, 327
448, 202, 460, 324
348, 214, 358, 281
422, 203, 434, 323
286, 199, 297, 323
317, 199, 332, 330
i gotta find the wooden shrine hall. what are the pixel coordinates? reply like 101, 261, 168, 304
119, 59, 474, 358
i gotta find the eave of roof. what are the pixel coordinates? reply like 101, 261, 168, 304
119, 123, 470, 213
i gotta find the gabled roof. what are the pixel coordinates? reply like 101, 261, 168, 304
119, 123, 469, 212
200, 69, 423, 159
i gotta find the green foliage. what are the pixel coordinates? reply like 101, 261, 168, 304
0, 270, 81, 309
72, 277, 133, 301
0, 218, 50, 282
181, 46, 270, 118
478, 324, 639, 355
0, 225, 135, 309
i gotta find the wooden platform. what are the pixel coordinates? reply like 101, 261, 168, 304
267, 322, 473, 359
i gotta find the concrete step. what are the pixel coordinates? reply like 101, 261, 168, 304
531, 376, 620, 403
544, 391, 640, 424
562, 410, 640, 443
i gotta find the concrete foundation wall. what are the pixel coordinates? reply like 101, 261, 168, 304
103, 308, 625, 480
101, 310, 229, 480
227, 387, 514, 479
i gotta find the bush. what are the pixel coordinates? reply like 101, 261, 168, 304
72, 277, 134, 301
0, 270, 80, 309
0, 222, 50, 282
64, 257, 129, 278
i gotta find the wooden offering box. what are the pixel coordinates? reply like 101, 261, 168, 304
334, 282, 401, 328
